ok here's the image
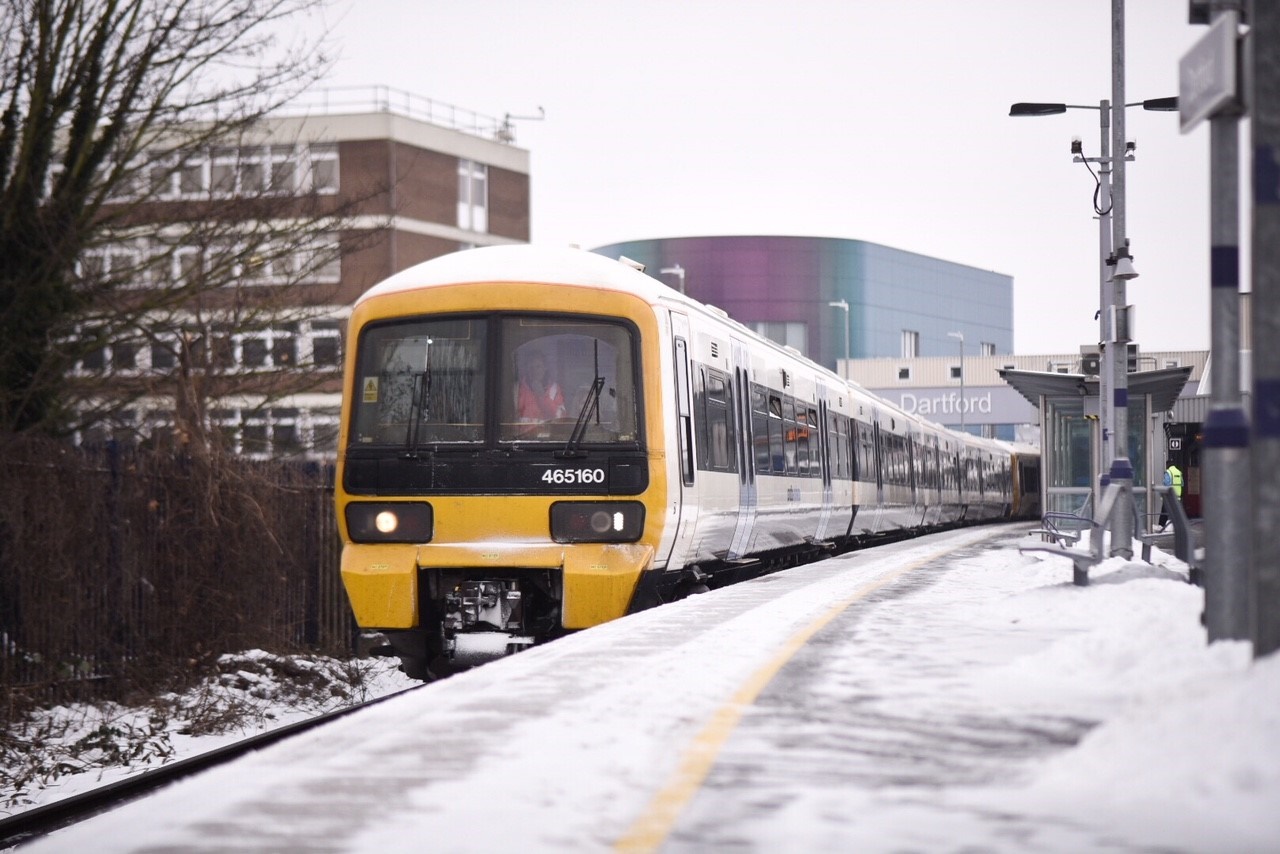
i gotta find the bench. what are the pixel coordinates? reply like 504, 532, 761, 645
1137, 486, 1202, 585
1029, 511, 1091, 548
1020, 485, 1121, 586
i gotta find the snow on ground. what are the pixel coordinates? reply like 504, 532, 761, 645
5, 525, 1279, 852
1, 651, 417, 815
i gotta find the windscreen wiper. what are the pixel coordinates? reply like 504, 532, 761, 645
401, 370, 430, 459
558, 376, 604, 459
401, 339, 435, 459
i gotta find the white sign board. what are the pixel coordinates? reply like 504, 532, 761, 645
1179, 12, 1238, 134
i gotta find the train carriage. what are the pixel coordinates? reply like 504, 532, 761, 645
335, 245, 1039, 679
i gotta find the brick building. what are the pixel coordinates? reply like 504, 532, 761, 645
76, 88, 531, 459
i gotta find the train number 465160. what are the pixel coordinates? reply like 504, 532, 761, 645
541, 468, 606, 485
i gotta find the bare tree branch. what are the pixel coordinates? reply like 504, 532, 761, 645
0, 0, 372, 442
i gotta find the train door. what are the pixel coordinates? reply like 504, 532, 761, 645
726, 339, 757, 559
907, 429, 919, 510
872, 417, 885, 506
814, 392, 835, 540
665, 312, 699, 569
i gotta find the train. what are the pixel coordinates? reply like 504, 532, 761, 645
335, 245, 1041, 679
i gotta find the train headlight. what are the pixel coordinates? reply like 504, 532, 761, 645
550, 501, 645, 543
345, 502, 433, 543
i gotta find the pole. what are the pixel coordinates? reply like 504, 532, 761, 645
1107, 0, 1134, 558
843, 306, 850, 364
1098, 99, 1115, 479
1252, 0, 1280, 657
1203, 6, 1251, 642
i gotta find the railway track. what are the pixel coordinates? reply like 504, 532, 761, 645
0, 684, 423, 849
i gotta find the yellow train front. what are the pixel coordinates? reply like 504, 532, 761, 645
335, 246, 677, 679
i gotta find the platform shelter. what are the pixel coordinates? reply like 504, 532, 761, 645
999, 367, 1191, 526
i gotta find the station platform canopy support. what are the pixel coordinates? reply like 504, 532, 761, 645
999, 366, 1191, 528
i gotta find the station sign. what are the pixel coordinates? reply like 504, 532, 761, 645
1179, 11, 1239, 133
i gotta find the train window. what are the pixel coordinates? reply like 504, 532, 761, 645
767, 395, 785, 473
855, 420, 874, 482
803, 408, 819, 477
829, 412, 845, 480
752, 385, 771, 474
499, 318, 638, 445
351, 316, 487, 445
783, 400, 798, 474
695, 366, 736, 473
350, 314, 640, 450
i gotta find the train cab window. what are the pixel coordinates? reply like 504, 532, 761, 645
499, 318, 638, 444
349, 314, 639, 449
351, 316, 487, 445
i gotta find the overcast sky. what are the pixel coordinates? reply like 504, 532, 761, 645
313, 1, 1223, 355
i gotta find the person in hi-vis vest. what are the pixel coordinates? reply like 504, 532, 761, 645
1159, 459, 1183, 531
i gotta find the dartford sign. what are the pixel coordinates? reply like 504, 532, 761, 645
871, 386, 1036, 424
901, 391, 993, 417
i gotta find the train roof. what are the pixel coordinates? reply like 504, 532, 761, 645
358, 244, 684, 306
355, 245, 1024, 460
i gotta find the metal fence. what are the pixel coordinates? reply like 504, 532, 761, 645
0, 434, 354, 703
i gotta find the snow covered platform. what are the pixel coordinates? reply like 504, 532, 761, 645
27, 524, 1279, 853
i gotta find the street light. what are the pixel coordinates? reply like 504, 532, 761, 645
659, 264, 685, 294
947, 331, 965, 432
827, 299, 850, 374
1010, 91, 1175, 555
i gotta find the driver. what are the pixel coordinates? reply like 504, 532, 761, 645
516, 350, 567, 422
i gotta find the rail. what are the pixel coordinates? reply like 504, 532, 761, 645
276, 85, 515, 142
0, 685, 423, 848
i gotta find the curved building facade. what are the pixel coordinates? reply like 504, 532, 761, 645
592, 235, 1012, 373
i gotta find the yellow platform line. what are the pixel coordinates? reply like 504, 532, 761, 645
613, 545, 954, 853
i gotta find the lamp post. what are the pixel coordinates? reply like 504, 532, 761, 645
947, 331, 965, 432
1009, 84, 1175, 555
1010, 96, 1176, 479
659, 264, 685, 294
828, 299, 850, 375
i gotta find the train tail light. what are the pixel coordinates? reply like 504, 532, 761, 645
550, 501, 644, 543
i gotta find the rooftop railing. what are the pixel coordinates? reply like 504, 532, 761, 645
276, 85, 517, 143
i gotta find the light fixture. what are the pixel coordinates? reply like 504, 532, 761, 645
1112, 255, 1139, 280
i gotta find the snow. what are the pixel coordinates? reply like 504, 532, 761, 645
1, 651, 418, 817
6, 524, 1278, 853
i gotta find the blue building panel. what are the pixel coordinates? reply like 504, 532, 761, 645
593, 236, 1012, 371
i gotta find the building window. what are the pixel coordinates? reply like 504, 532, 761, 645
309, 320, 343, 367
898, 366, 911, 381
950, 365, 962, 380
309, 145, 339, 193
457, 159, 488, 233
70, 316, 343, 377
901, 330, 919, 358
203, 404, 339, 459
1164, 359, 1180, 369
981, 341, 996, 356
126, 143, 338, 201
